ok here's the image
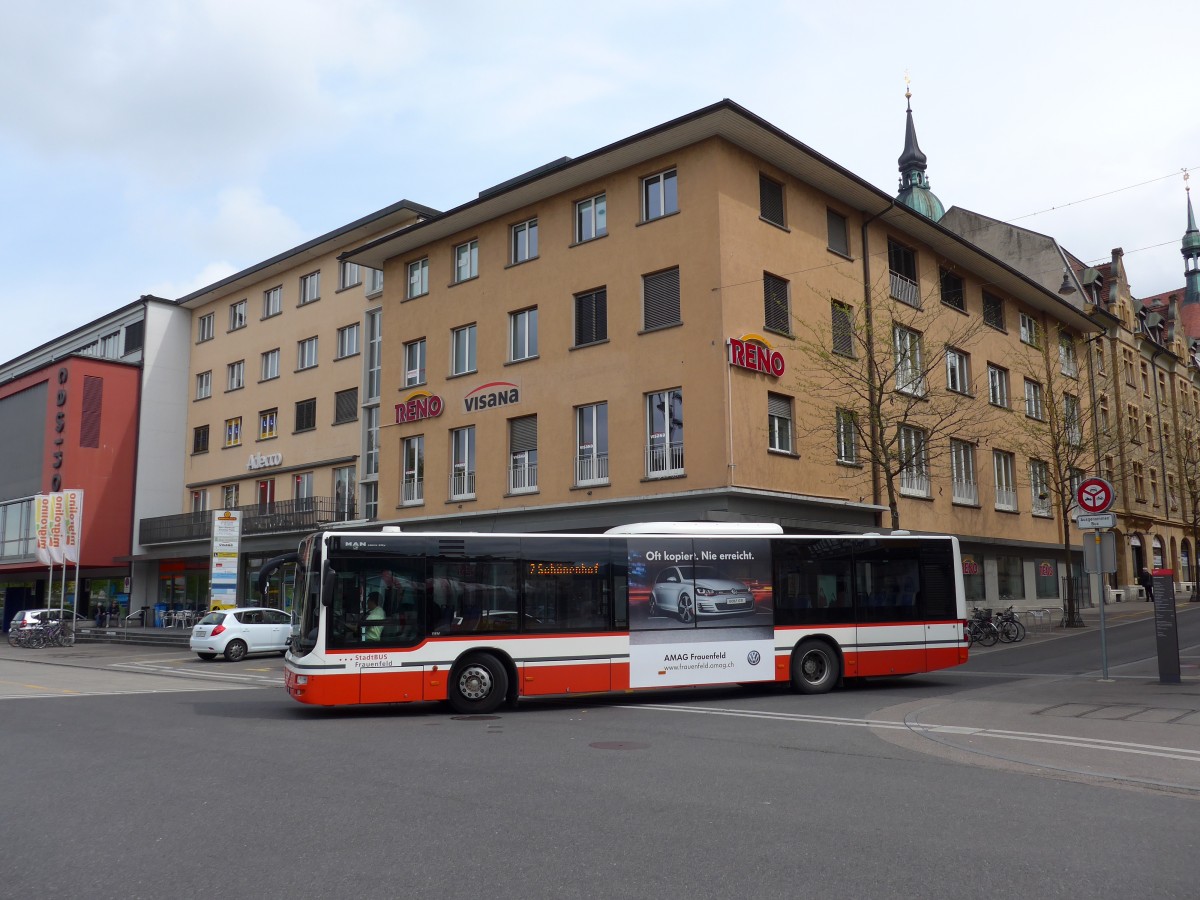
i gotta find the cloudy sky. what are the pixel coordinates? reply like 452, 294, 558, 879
1, 0, 1195, 364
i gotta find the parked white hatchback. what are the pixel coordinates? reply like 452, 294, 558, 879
190, 607, 293, 661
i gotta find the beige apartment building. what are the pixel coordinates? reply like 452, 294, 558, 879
135, 200, 437, 607
342, 100, 1101, 610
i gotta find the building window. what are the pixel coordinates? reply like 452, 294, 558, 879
511, 218, 538, 264
951, 439, 977, 505
450, 426, 476, 500
759, 174, 785, 227
1168, 473, 1179, 510
334, 388, 358, 425
197, 313, 214, 343
1059, 333, 1078, 376
226, 360, 245, 392
1150, 468, 1160, 506
1158, 371, 1168, 404
1140, 361, 1149, 396
336, 323, 360, 359
642, 168, 678, 221
574, 288, 607, 347
404, 338, 426, 387
224, 417, 242, 448
259, 409, 278, 441
361, 481, 378, 521
407, 258, 429, 298
646, 388, 684, 477
261, 348, 279, 382
1093, 341, 1106, 375
643, 267, 681, 331
222, 484, 239, 508
897, 425, 929, 497
451, 324, 477, 376
402, 435, 424, 505
887, 238, 919, 306
1122, 348, 1135, 386
1164, 422, 1173, 457
767, 393, 793, 453
1024, 379, 1044, 420
300, 271, 321, 305
364, 406, 379, 477
1128, 404, 1140, 442
827, 209, 850, 256
1098, 394, 1110, 433
993, 450, 1017, 511
257, 479, 275, 514
575, 402, 609, 485
333, 466, 356, 519
983, 292, 1005, 330
191, 489, 208, 513
196, 370, 212, 400
1133, 462, 1146, 501
988, 367, 1008, 408
1065, 394, 1082, 447
339, 261, 361, 290
297, 336, 318, 370
454, 240, 478, 283
508, 415, 538, 494
893, 326, 924, 395
836, 409, 857, 464
295, 398, 316, 433
831, 301, 854, 357
763, 273, 790, 335
946, 347, 970, 394
193, 425, 209, 454
294, 472, 314, 506
366, 267, 384, 295
365, 310, 381, 402
1019, 312, 1040, 347
1144, 414, 1155, 450
576, 193, 606, 242
940, 268, 965, 312
510, 307, 538, 361
229, 300, 247, 331
263, 286, 282, 318
1030, 459, 1052, 516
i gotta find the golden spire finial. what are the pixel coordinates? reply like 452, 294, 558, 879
904, 71, 911, 102
1185, 168, 1191, 195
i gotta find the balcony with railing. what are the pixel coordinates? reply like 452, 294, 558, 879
890, 271, 920, 306
646, 442, 684, 478
952, 479, 979, 506
139, 496, 358, 545
449, 470, 476, 501
401, 478, 423, 506
898, 469, 930, 498
575, 453, 609, 486
508, 461, 538, 495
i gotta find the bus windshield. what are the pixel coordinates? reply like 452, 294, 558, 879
292, 535, 322, 656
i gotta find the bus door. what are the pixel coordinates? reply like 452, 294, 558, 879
853, 546, 925, 676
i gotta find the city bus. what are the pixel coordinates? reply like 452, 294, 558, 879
275, 523, 968, 712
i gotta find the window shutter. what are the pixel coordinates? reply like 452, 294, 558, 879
831, 302, 852, 355
80, 376, 103, 448
767, 393, 791, 419
759, 175, 785, 226
643, 268, 680, 330
510, 415, 537, 453
763, 274, 789, 333
334, 388, 358, 424
575, 289, 607, 346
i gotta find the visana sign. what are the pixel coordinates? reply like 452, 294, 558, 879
728, 335, 785, 378
395, 391, 444, 425
247, 452, 283, 470
464, 381, 520, 413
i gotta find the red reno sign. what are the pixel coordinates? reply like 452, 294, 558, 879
395, 391, 444, 424
728, 335, 785, 378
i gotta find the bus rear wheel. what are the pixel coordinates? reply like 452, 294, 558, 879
449, 653, 508, 715
790, 640, 840, 695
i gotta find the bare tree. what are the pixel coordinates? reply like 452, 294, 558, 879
1176, 422, 1200, 581
1005, 327, 1121, 626
789, 282, 1002, 531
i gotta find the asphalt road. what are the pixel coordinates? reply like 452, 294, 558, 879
2, 609, 1197, 899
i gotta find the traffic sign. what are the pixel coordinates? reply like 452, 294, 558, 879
1076, 512, 1116, 530
1076, 477, 1115, 514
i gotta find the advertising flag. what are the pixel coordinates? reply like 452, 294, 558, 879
47, 492, 66, 565
33, 494, 52, 565
63, 489, 84, 564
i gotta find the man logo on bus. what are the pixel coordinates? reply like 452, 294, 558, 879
747, 650, 762, 666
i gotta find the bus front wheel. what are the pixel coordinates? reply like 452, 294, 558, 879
790, 641, 840, 695
449, 653, 508, 715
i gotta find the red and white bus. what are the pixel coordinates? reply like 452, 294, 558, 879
278, 523, 968, 712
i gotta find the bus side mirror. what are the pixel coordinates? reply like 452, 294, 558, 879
322, 566, 336, 607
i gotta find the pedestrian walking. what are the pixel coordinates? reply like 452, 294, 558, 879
1138, 568, 1154, 603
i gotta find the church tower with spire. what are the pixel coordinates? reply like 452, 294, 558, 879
895, 83, 944, 221
1183, 171, 1200, 308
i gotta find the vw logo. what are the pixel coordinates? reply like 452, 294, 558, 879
746, 650, 762, 666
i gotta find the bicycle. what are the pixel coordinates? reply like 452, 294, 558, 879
995, 606, 1025, 643
966, 608, 999, 647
